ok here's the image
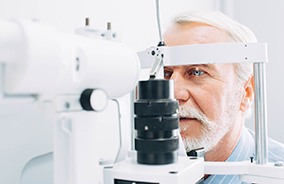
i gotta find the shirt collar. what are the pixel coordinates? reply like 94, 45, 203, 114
226, 127, 255, 162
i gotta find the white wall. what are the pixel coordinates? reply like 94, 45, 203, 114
219, 0, 284, 143
0, 0, 220, 51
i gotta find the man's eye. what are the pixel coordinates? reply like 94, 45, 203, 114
164, 70, 172, 79
190, 69, 205, 76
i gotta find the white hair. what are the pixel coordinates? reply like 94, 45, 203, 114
170, 10, 257, 84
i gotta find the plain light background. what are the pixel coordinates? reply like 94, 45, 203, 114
0, 0, 283, 183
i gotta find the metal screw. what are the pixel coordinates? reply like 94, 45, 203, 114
107, 22, 111, 30
65, 102, 70, 109
250, 157, 254, 163
85, 18, 89, 26
169, 171, 178, 174
75, 57, 80, 71
274, 161, 284, 167
144, 126, 148, 130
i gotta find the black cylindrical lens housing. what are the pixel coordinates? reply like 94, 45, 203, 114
134, 79, 179, 165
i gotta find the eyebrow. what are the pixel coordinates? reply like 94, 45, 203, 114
190, 64, 216, 71
165, 64, 217, 71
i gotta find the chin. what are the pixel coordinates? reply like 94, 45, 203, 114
179, 119, 203, 139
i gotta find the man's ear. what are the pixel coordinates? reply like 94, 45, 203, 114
240, 76, 254, 112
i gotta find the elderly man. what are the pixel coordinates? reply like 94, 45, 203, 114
163, 11, 284, 183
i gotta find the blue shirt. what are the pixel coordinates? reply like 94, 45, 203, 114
204, 127, 284, 184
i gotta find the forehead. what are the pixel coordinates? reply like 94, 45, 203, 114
163, 22, 233, 46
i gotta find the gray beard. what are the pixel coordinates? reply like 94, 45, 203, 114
179, 106, 230, 152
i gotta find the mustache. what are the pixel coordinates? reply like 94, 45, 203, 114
178, 105, 212, 126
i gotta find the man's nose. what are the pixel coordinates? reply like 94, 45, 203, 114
171, 72, 190, 105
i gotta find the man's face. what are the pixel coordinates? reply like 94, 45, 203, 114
163, 22, 244, 152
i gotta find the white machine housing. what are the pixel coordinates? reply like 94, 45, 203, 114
0, 19, 140, 184
0, 19, 140, 99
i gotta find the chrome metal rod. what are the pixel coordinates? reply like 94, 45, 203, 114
155, 0, 163, 43
0, 64, 4, 99
112, 99, 123, 163
253, 63, 268, 164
